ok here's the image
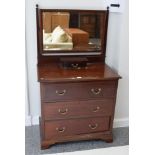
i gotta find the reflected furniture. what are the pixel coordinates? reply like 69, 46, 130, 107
64, 28, 89, 46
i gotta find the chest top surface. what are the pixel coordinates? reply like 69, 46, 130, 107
38, 63, 121, 83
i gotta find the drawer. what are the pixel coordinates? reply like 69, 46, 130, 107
43, 99, 113, 120
41, 81, 116, 102
44, 117, 110, 140
81, 82, 116, 99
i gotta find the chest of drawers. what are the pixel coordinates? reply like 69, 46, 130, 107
38, 63, 120, 149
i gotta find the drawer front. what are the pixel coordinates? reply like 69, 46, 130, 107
81, 82, 116, 99
44, 117, 110, 140
43, 99, 113, 120
41, 81, 116, 102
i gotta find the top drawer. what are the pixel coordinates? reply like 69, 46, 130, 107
41, 81, 117, 102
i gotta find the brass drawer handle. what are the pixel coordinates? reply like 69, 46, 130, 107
56, 127, 66, 133
89, 123, 98, 130
58, 108, 68, 115
91, 88, 101, 95
93, 106, 100, 112
56, 90, 66, 96
71, 63, 78, 68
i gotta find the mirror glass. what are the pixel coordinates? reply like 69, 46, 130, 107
42, 11, 102, 52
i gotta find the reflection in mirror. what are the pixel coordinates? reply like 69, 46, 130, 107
42, 12, 101, 51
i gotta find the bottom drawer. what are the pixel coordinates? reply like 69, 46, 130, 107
44, 117, 110, 140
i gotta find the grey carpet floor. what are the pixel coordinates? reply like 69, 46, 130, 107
25, 125, 129, 155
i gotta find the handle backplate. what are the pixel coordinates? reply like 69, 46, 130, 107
56, 127, 66, 133
89, 123, 98, 130
56, 90, 66, 96
91, 88, 101, 95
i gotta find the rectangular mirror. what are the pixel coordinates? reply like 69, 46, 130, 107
42, 11, 102, 52
37, 9, 108, 56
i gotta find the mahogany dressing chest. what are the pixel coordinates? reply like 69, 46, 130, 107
36, 5, 121, 149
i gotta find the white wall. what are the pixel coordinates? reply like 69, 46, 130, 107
106, 0, 129, 126
25, 0, 129, 127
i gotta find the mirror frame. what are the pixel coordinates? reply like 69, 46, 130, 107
36, 5, 109, 61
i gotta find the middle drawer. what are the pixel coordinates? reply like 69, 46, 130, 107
43, 99, 113, 120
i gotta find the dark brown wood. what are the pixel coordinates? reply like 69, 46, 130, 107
43, 99, 113, 120
41, 145, 51, 150
38, 63, 120, 83
44, 116, 110, 140
105, 138, 113, 143
60, 57, 88, 69
36, 5, 121, 150
40, 123, 113, 148
41, 81, 117, 102
102, 7, 109, 61
38, 63, 120, 149
109, 80, 119, 132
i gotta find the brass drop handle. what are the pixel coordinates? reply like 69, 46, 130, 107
58, 108, 68, 115
71, 63, 79, 68
93, 106, 100, 112
91, 88, 101, 95
56, 90, 66, 96
56, 127, 66, 133
89, 124, 98, 130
